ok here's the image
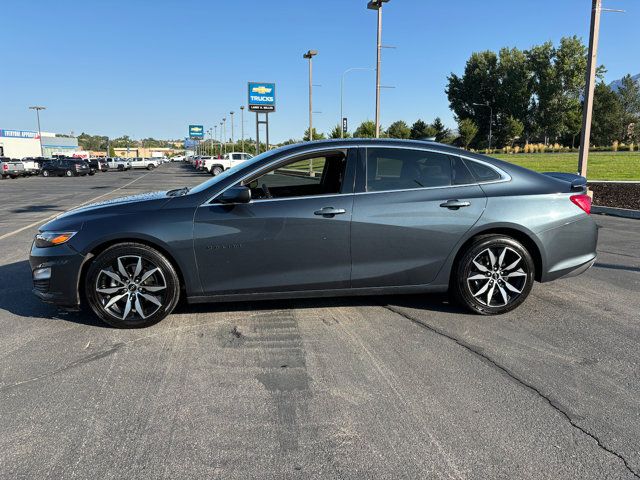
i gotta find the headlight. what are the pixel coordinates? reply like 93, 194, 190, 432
34, 231, 77, 248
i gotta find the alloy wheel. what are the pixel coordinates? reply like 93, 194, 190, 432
95, 255, 167, 321
466, 246, 528, 307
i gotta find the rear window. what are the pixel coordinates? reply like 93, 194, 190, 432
464, 159, 502, 183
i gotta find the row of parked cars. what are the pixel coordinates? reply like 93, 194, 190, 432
185, 152, 254, 176
0, 156, 166, 179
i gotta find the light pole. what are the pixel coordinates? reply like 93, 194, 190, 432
29, 106, 46, 157
230, 111, 235, 149
222, 117, 227, 155
303, 50, 318, 141
219, 122, 224, 156
341, 67, 374, 138
213, 125, 218, 157
367, 0, 389, 138
473, 102, 493, 151
240, 106, 245, 153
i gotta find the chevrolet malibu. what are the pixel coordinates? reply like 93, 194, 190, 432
30, 139, 597, 328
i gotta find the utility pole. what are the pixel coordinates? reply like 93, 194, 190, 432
240, 106, 245, 153
303, 50, 318, 141
367, 0, 389, 138
230, 111, 235, 149
222, 117, 227, 155
29, 106, 46, 156
578, 0, 624, 178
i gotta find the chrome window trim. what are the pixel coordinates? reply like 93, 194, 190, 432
362, 145, 511, 194
201, 145, 355, 206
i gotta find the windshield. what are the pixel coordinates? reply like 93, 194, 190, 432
187, 149, 275, 195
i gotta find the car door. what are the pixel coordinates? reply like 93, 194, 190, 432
193, 148, 356, 296
351, 146, 487, 288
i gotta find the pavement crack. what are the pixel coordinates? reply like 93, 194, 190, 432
383, 305, 640, 479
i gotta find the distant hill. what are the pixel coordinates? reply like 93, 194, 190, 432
609, 73, 640, 92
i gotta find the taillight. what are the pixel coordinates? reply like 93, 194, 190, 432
570, 194, 591, 215
2, 164, 7, 171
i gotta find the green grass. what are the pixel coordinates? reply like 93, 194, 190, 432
493, 152, 640, 181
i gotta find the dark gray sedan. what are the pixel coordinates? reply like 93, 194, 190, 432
29, 139, 597, 328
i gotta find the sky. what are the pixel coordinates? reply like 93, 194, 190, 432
1, 0, 638, 143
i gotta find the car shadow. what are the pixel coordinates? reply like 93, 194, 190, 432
0, 259, 463, 328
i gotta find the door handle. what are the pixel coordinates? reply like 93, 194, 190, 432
440, 200, 471, 210
314, 207, 347, 217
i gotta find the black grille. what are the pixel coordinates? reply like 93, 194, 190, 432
34, 279, 49, 293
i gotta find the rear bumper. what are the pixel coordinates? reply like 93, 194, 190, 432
29, 243, 86, 308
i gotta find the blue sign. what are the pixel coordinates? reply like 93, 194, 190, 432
184, 138, 197, 148
248, 82, 276, 112
0, 129, 39, 139
189, 125, 204, 138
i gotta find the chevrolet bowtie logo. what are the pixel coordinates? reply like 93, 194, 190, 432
191, 127, 203, 132
252, 86, 272, 94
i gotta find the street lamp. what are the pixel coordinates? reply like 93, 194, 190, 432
341, 67, 374, 138
367, 0, 390, 138
240, 106, 245, 153
29, 106, 46, 157
230, 111, 235, 148
473, 102, 493, 151
222, 117, 227, 154
303, 50, 318, 141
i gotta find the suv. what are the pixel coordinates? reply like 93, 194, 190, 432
203, 152, 254, 175
1, 158, 26, 179
88, 158, 108, 172
41, 158, 90, 177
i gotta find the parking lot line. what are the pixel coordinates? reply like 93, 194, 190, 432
0, 173, 151, 242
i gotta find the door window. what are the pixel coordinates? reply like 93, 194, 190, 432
244, 151, 347, 200
366, 148, 458, 192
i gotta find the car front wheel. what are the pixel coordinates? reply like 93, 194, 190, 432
85, 243, 181, 328
211, 166, 223, 176
453, 235, 534, 315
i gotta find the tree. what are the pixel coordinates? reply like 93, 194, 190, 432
329, 124, 350, 139
354, 120, 378, 138
616, 74, 640, 141
502, 116, 524, 146
410, 119, 436, 139
303, 128, 325, 141
457, 118, 478, 149
591, 82, 623, 146
430, 117, 452, 143
386, 120, 411, 139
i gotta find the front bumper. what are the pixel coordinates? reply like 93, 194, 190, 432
29, 243, 87, 309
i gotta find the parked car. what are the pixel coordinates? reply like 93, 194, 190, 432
41, 158, 90, 177
88, 158, 109, 172
171, 156, 185, 162
21, 157, 46, 175
30, 139, 598, 328
130, 157, 159, 170
203, 152, 254, 175
105, 158, 131, 171
1, 157, 26, 179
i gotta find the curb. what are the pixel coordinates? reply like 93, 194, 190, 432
592, 206, 640, 220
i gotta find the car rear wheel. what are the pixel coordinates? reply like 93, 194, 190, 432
65, 170, 73, 177
211, 166, 223, 176
85, 243, 181, 328
147, 164, 155, 170
453, 235, 534, 315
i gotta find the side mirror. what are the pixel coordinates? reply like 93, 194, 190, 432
217, 185, 251, 204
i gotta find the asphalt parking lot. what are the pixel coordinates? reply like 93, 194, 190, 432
1, 163, 639, 479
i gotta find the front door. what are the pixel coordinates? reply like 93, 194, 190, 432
351, 147, 487, 288
193, 149, 355, 295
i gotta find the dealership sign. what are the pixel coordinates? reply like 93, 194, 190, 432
189, 125, 204, 139
0, 129, 40, 139
248, 82, 276, 112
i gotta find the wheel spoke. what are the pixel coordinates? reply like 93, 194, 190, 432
139, 292, 162, 307
498, 247, 507, 267
104, 292, 127, 309
96, 286, 122, 294
498, 284, 509, 305
504, 280, 522, 294
122, 296, 132, 320
505, 269, 527, 278
468, 273, 488, 281
117, 257, 129, 279
143, 285, 166, 292
473, 260, 489, 273
504, 256, 522, 272
134, 295, 146, 319
486, 283, 496, 307
473, 279, 491, 297
101, 270, 125, 285
140, 268, 159, 283
487, 249, 497, 269
133, 256, 142, 278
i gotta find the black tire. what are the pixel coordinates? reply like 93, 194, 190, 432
147, 164, 155, 170
452, 235, 535, 315
118, 165, 124, 171
85, 243, 181, 328
10, 175, 18, 179
211, 166, 223, 176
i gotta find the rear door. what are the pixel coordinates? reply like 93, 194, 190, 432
351, 147, 487, 288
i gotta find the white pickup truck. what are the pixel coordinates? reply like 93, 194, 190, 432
106, 158, 132, 171
130, 157, 159, 170
21, 157, 45, 175
203, 152, 254, 176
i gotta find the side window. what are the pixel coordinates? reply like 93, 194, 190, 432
366, 148, 452, 192
452, 156, 476, 185
464, 159, 502, 183
246, 151, 347, 200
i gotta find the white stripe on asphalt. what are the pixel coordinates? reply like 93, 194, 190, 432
0, 173, 151, 241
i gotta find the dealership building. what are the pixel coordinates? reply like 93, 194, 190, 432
0, 129, 79, 158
